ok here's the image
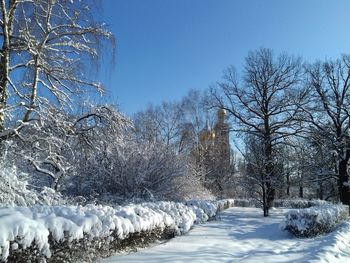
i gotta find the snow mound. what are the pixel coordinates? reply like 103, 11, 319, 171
311, 221, 350, 262
280, 204, 349, 237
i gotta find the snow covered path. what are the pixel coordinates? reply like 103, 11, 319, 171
99, 207, 350, 263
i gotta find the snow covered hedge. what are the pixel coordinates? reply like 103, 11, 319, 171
0, 199, 234, 262
184, 199, 235, 223
280, 204, 349, 237
274, 199, 329, 209
233, 198, 260, 208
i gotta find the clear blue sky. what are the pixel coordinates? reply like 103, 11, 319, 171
98, 0, 350, 116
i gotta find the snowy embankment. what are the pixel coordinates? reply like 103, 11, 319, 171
101, 207, 350, 263
0, 199, 234, 262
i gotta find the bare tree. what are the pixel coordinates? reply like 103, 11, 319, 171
241, 134, 277, 209
6, 104, 129, 191
0, 0, 113, 141
212, 48, 305, 216
8, 106, 76, 190
305, 55, 350, 206
133, 89, 225, 196
133, 101, 184, 151
133, 90, 215, 156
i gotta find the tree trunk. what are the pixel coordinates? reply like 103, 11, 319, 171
0, 33, 9, 132
263, 206, 269, 217
266, 163, 275, 211
0, 0, 17, 133
264, 135, 275, 213
318, 181, 323, 200
262, 183, 269, 217
299, 185, 303, 198
338, 159, 350, 206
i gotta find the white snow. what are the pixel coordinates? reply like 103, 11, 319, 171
100, 207, 350, 263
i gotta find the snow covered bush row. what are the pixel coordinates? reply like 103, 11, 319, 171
185, 200, 219, 220
217, 199, 235, 210
0, 200, 235, 262
214, 198, 328, 209
280, 204, 349, 237
184, 199, 235, 223
137, 202, 196, 235
233, 198, 260, 208
274, 199, 329, 208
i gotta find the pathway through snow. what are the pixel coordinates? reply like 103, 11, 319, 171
99, 207, 350, 263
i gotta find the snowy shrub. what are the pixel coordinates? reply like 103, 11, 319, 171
308, 199, 329, 207
0, 166, 39, 207
38, 187, 66, 206
185, 200, 218, 218
172, 173, 215, 201
183, 199, 235, 224
233, 198, 260, 208
280, 204, 349, 237
70, 133, 205, 202
274, 199, 329, 209
0, 165, 66, 208
143, 202, 197, 234
217, 199, 234, 211
185, 204, 209, 223
274, 199, 309, 208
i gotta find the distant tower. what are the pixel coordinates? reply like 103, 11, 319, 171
213, 109, 230, 170
195, 108, 231, 196
199, 119, 215, 150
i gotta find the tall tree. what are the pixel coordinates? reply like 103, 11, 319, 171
305, 55, 350, 206
212, 48, 305, 216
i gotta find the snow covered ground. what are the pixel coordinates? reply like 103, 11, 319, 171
99, 207, 350, 263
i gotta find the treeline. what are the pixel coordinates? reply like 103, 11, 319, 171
125, 48, 350, 216
0, 1, 349, 216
